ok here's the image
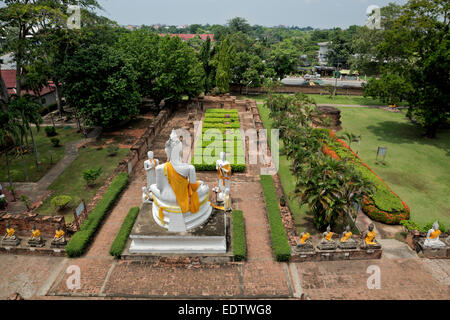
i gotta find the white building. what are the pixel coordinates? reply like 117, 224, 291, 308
317, 42, 329, 66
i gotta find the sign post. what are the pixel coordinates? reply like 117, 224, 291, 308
73, 200, 88, 230
376, 147, 387, 165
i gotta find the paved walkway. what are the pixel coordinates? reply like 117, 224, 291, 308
3, 128, 101, 214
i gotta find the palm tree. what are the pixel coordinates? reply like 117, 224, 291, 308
9, 95, 42, 170
0, 109, 20, 189
339, 132, 361, 164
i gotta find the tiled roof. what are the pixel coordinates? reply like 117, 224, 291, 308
1, 69, 56, 97
159, 34, 214, 41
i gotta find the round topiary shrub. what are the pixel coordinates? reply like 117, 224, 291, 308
45, 126, 57, 137
51, 137, 60, 147
51, 195, 72, 211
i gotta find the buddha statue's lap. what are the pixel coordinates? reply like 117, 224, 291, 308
150, 129, 212, 232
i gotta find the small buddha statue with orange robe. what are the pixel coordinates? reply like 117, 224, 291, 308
3, 222, 17, 240
296, 231, 313, 252
423, 221, 446, 248
51, 225, 66, 247
338, 225, 357, 249
2, 222, 21, 246
317, 225, 337, 250
361, 223, 381, 249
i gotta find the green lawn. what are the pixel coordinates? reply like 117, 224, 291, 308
0, 126, 81, 182
37, 146, 129, 223
337, 107, 450, 227
238, 93, 386, 106
258, 101, 450, 233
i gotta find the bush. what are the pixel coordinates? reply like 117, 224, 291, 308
45, 126, 57, 137
106, 144, 119, 157
260, 175, 291, 262
327, 138, 409, 225
65, 172, 129, 257
0, 197, 7, 210
400, 219, 447, 233
82, 167, 103, 186
19, 194, 32, 210
50, 137, 60, 147
51, 195, 72, 210
232, 210, 246, 261
110, 207, 140, 258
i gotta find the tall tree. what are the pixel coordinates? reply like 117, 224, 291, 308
214, 36, 234, 93
363, 0, 449, 137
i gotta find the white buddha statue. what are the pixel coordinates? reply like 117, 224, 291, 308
149, 129, 212, 232
423, 221, 446, 248
144, 151, 159, 189
216, 152, 231, 202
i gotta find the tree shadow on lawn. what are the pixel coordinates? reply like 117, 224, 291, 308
366, 121, 450, 155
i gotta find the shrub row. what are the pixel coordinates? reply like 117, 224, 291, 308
400, 219, 447, 233
326, 132, 410, 225
109, 207, 140, 258
260, 175, 291, 262
232, 210, 247, 261
191, 161, 246, 172
205, 109, 238, 114
65, 172, 129, 257
203, 122, 240, 129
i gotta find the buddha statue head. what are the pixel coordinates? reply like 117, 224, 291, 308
345, 225, 351, 232
165, 129, 183, 164
220, 151, 226, 162
432, 221, 439, 231
368, 223, 375, 232
147, 151, 154, 160
326, 225, 331, 233
6, 222, 10, 229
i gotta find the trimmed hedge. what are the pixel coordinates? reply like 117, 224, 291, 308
195, 109, 246, 172
232, 210, 247, 261
260, 175, 291, 262
400, 219, 447, 233
325, 134, 410, 225
109, 207, 140, 258
65, 172, 129, 257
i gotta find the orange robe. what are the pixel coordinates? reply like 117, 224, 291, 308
165, 162, 200, 214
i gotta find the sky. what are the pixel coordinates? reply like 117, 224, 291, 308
96, 0, 406, 29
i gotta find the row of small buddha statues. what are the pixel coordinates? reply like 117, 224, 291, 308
296, 223, 381, 252
2, 223, 66, 248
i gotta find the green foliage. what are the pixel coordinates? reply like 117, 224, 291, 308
214, 36, 234, 93
50, 137, 60, 147
82, 167, 103, 186
401, 220, 447, 233
0, 196, 7, 210
232, 210, 247, 261
106, 144, 119, 157
45, 126, 57, 137
109, 207, 140, 258
62, 44, 141, 128
260, 175, 291, 262
19, 194, 31, 210
66, 172, 129, 257
51, 195, 72, 210
363, 73, 412, 106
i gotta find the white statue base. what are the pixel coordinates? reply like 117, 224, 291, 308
151, 194, 213, 233
128, 203, 226, 254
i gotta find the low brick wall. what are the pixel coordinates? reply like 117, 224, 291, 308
0, 212, 66, 238
291, 247, 382, 262
231, 84, 364, 96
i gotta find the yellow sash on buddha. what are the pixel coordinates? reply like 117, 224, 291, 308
365, 231, 376, 245
341, 232, 352, 242
300, 233, 310, 244
32, 230, 40, 238
7, 228, 15, 237
325, 232, 333, 241
55, 230, 65, 239
158, 162, 201, 224
217, 164, 231, 187
430, 229, 441, 239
